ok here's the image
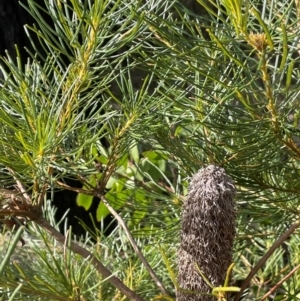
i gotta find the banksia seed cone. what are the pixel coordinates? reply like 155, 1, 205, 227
177, 165, 236, 301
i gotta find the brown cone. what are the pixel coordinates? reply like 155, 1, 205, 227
177, 165, 236, 301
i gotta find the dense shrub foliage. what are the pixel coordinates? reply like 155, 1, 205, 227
0, 0, 300, 300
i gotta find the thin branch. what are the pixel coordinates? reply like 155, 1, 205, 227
99, 195, 170, 297
7, 168, 31, 203
50, 177, 169, 296
33, 216, 146, 301
259, 264, 300, 301
57, 180, 169, 295
56, 181, 95, 195
234, 221, 300, 301
36, 184, 48, 209
0, 187, 145, 300
0, 172, 168, 298
0, 210, 37, 219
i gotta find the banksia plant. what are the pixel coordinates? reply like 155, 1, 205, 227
177, 165, 237, 301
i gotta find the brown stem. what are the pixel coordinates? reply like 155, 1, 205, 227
7, 168, 31, 203
259, 264, 300, 301
33, 216, 146, 301
56, 181, 95, 195
2, 177, 162, 299
234, 221, 300, 301
58, 180, 169, 295
100, 195, 170, 297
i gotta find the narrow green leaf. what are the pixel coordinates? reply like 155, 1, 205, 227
0, 226, 25, 277
279, 23, 288, 72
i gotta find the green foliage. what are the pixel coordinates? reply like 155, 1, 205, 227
0, 0, 300, 300
0, 223, 175, 301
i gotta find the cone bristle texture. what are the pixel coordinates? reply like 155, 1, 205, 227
177, 165, 236, 301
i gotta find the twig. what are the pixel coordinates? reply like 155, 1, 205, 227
34, 216, 146, 301
57, 179, 169, 295
56, 181, 95, 195
259, 264, 300, 301
234, 221, 300, 301
7, 168, 31, 203
0, 186, 145, 301
99, 195, 170, 297
0, 210, 37, 219
36, 184, 48, 209
54, 179, 169, 296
